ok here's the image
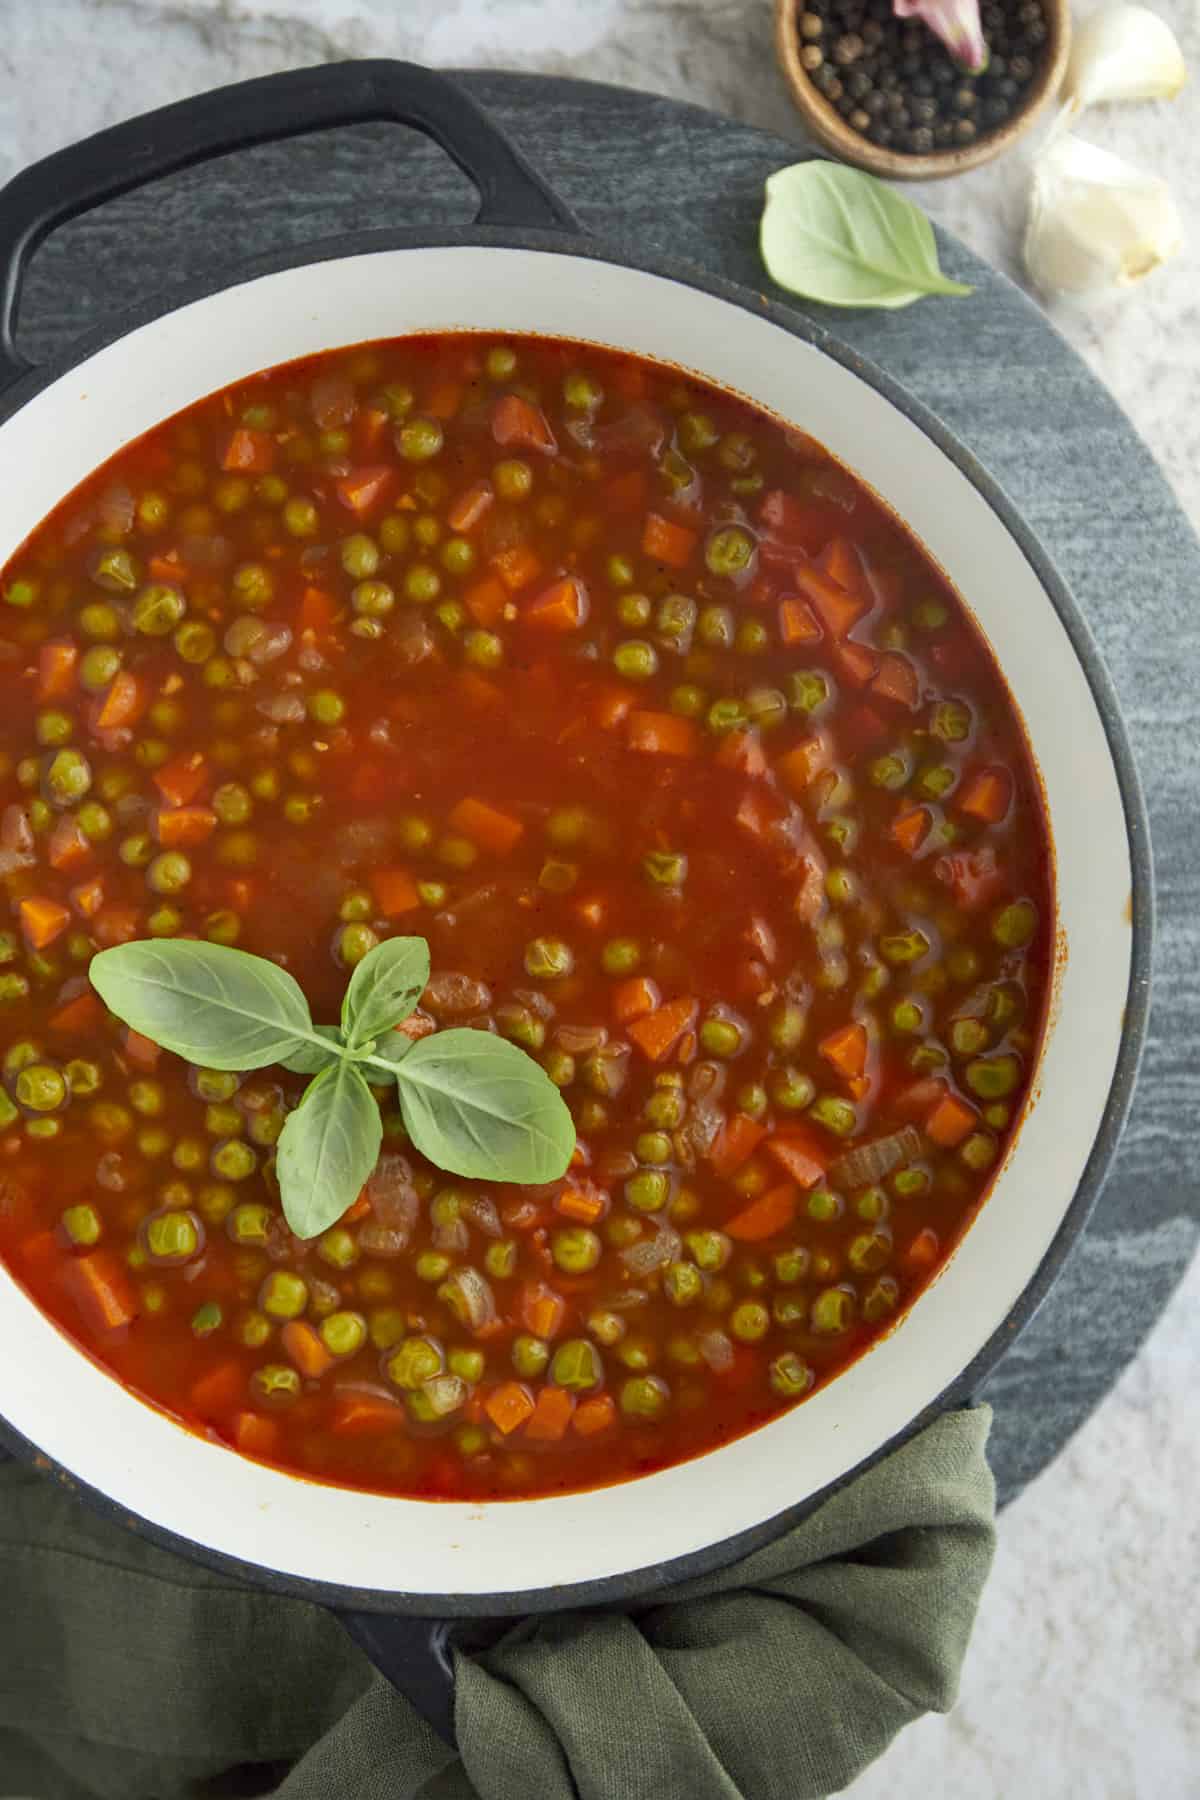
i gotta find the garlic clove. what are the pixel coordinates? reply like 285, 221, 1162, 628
893, 0, 988, 76
1024, 131, 1183, 299
1062, 3, 1188, 114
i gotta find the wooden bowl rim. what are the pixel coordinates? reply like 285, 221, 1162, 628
773, 0, 1071, 180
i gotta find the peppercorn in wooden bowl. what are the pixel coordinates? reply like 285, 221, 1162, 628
775, 0, 1070, 180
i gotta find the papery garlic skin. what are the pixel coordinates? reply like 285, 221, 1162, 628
893, 0, 988, 75
1063, 3, 1188, 113
1025, 131, 1183, 299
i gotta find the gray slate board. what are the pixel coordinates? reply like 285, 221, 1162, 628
12, 71, 1197, 1506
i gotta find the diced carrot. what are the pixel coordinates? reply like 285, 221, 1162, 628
190, 1360, 245, 1419
524, 575, 589, 632
48, 991, 103, 1036
340, 1187, 372, 1225
871, 652, 920, 710
555, 1185, 608, 1225
575, 895, 606, 929
93, 906, 141, 947
925, 1092, 978, 1148
819, 1021, 869, 1081
19, 896, 70, 949
354, 406, 389, 456
427, 381, 463, 420
447, 480, 494, 533
372, 867, 421, 917
612, 975, 660, 1024
778, 597, 822, 646
490, 544, 542, 594
483, 1381, 536, 1436
230, 1412, 282, 1460
299, 585, 338, 634
69, 878, 105, 919
518, 1281, 566, 1340
592, 685, 634, 729
62, 1251, 138, 1334
792, 562, 865, 639
524, 1385, 575, 1442
154, 751, 208, 808
464, 574, 508, 626
37, 640, 78, 701
330, 1391, 403, 1437
715, 728, 767, 776
154, 805, 217, 847
19, 1231, 60, 1275
834, 641, 880, 688
776, 731, 833, 797
956, 765, 1014, 825
642, 512, 697, 568
573, 1394, 617, 1437
934, 846, 1002, 911
710, 1113, 768, 1177
735, 784, 787, 841
148, 552, 188, 584
818, 536, 870, 602
627, 997, 699, 1062
335, 465, 393, 516
891, 805, 932, 856
46, 815, 92, 873
124, 1030, 161, 1070
221, 427, 275, 473
492, 394, 557, 453
727, 1182, 798, 1242
765, 1127, 829, 1188
448, 796, 525, 855
93, 670, 147, 732
281, 1319, 335, 1379
905, 1226, 941, 1271
626, 711, 699, 757
606, 469, 646, 514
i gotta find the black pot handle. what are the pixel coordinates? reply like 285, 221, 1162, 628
0, 58, 581, 391
338, 1609, 461, 1747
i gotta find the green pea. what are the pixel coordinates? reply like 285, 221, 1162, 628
697, 604, 734, 649
131, 583, 186, 637
416, 881, 446, 908
236, 1311, 272, 1349
601, 938, 640, 977
341, 533, 381, 579
618, 592, 652, 628
405, 563, 441, 604
90, 547, 139, 592
613, 639, 658, 681
0, 973, 30, 1005
437, 834, 478, 871
705, 526, 755, 578
643, 849, 687, 887
643, 1088, 684, 1131
190, 1301, 223, 1337
314, 1226, 357, 1271
812, 1287, 855, 1334
931, 700, 972, 742
447, 1345, 485, 1383
892, 1167, 930, 1200
42, 748, 91, 809
79, 645, 122, 692
880, 929, 931, 966
564, 370, 603, 409
550, 1338, 603, 1392
769, 1351, 814, 1397
282, 795, 317, 827
307, 689, 345, 726
541, 1048, 576, 1088
512, 1334, 550, 1378
965, 1054, 1021, 1099
493, 458, 533, 502
378, 514, 411, 554
205, 909, 241, 945
809, 1095, 858, 1138
656, 593, 697, 645
251, 1363, 301, 1406
60, 1203, 102, 1247
961, 1131, 998, 1171
685, 1229, 731, 1272
706, 697, 745, 736
863, 1277, 900, 1323
441, 536, 475, 576
664, 1262, 703, 1307
282, 497, 319, 538
64, 1059, 101, 1097
913, 598, 949, 630
397, 418, 444, 461
15, 1064, 67, 1113
36, 710, 73, 748
4, 577, 39, 609
771, 1068, 816, 1112
620, 1374, 669, 1419
254, 1271, 307, 1321
626, 1171, 669, 1213
632, 1131, 670, 1166
992, 900, 1037, 949
212, 1139, 257, 1182
525, 937, 574, 981
678, 411, 718, 453
146, 851, 191, 895
699, 1016, 743, 1059
484, 1239, 518, 1280
415, 1250, 450, 1283
144, 1210, 201, 1263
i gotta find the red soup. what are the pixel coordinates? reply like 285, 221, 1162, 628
0, 334, 1051, 1499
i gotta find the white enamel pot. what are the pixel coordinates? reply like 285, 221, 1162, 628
0, 63, 1151, 1743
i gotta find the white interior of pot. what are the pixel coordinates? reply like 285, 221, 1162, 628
0, 248, 1133, 1598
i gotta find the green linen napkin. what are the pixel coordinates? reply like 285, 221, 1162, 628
0, 1405, 994, 1800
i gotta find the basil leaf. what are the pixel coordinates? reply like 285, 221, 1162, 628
280, 1025, 345, 1076
393, 1028, 574, 1184
275, 1059, 382, 1239
90, 940, 316, 1071
341, 936, 430, 1048
760, 162, 973, 310
366, 1030, 415, 1069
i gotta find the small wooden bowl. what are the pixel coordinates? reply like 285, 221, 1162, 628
774, 0, 1070, 180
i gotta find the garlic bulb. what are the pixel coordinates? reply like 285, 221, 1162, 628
1024, 131, 1183, 299
1062, 4, 1188, 114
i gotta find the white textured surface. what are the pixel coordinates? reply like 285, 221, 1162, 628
0, 1, 1197, 1794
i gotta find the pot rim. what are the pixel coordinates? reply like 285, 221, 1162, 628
0, 220, 1154, 1617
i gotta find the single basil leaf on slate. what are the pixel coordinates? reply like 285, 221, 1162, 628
393, 1027, 574, 1184
275, 1059, 382, 1239
90, 940, 315, 1071
280, 1024, 345, 1076
341, 936, 430, 1049
760, 161, 973, 310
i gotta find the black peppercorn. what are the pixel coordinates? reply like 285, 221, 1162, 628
799, 10, 824, 38
861, 20, 883, 47
812, 63, 839, 94
849, 107, 871, 130
982, 96, 1010, 125
832, 32, 865, 65
1025, 21, 1048, 45
910, 74, 934, 97
953, 118, 977, 144
867, 122, 893, 145
934, 121, 954, 145
1010, 54, 1035, 82
847, 68, 872, 97
864, 89, 887, 115
952, 85, 978, 113
910, 96, 938, 125
908, 127, 935, 154
801, 44, 824, 70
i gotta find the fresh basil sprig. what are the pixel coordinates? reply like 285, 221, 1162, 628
90, 937, 574, 1240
